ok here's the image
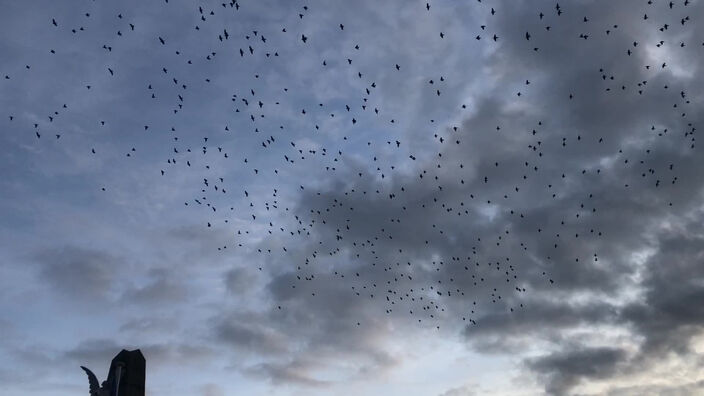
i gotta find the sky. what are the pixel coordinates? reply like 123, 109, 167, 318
0, 0, 703, 395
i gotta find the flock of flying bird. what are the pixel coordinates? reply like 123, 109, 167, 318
3, 0, 697, 330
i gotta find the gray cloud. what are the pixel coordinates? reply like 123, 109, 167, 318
33, 245, 122, 300
243, 360, 330, 387
121, 268, 189, 305
260, 0, 704, 393
216, 314, 290, 356
602, 380, 704, 396
199, 383, 226, 396
2, 0, 704, 395
438, 384, 479, 396
64, 338, 215, 371
527, 346, 627, 395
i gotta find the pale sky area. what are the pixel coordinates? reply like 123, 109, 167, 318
1, 1, 704, 395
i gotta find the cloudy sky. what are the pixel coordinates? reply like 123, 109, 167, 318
1, 0, 703, 395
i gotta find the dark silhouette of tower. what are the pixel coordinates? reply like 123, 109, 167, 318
107, 349, 145, 396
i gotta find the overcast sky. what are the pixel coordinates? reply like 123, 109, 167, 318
1, 1, 703, 395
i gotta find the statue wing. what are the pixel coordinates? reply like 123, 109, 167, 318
80, 366, 101, 396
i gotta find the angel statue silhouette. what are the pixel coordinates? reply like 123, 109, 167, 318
79, 349, 145, 396
80, 365, 113, 396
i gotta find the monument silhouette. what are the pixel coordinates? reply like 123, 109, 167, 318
80, 349, 145, 396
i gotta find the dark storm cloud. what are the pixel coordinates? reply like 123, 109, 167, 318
474, 2, 704, 392
212, 273, 402, 385
463, 297, 619, 354
527, 346, 627, 395
33, 245, 122, 300
621, 214, 704, 357
264, 0, 704, 393
224, 267, 260, 294
32, 242, 190, 305
3, 0, 703, 394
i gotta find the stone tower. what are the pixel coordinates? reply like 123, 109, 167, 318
107, 349, 146, 396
